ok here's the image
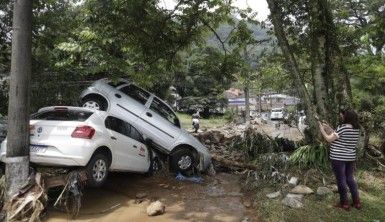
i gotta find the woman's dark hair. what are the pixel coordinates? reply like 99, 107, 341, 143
340, 109, 360, 129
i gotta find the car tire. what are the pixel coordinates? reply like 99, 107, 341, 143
170, 148, 196, 173
85, 153, 109, 187
146, 157, 162, 176
82, 97, 107, 111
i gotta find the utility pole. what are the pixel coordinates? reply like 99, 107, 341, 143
5, 0, 33, 198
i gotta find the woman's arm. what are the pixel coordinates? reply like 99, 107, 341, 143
318, 122, 339, 143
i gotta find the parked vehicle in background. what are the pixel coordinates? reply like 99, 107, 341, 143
270, 108, 285, 120
80, 79, 211, 173
0, 106, 160, 187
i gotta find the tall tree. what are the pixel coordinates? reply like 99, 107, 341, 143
5, 0, 32, 198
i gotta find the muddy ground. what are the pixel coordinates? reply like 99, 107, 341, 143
46, 172, 257, 222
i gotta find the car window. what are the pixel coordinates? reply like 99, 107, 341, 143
108, 80, 127, 88
150, 97, 180, 127
32, 110, 93, 121
105, 116, 131, 137
119, 84, 150, 105
130, 126, 143, 142
105, 116, 144, 142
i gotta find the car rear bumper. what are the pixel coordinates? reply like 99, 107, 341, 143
0, 139, 97, 167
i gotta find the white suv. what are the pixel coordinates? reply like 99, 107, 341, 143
0, 106, 160, 187
80, 79, 211, 173
270, 108, 285, 120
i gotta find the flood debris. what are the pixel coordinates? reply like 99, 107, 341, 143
175, 172, 204, 183
4, 172, 47, 222
52, 170, 85, 219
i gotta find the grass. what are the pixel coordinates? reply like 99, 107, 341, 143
254, 169, 385, 222
176, 112, 228, 130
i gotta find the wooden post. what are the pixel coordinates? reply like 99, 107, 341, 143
5, 0, 33, 199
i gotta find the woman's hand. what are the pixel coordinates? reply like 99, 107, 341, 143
318, 121, 339, 143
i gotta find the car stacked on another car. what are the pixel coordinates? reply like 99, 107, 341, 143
0, 106, 161, 187
80, 78, 211, 173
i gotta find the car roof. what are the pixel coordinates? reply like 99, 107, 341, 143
37, 106, 107, 115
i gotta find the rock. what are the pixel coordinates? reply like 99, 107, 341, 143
282, 194, 303, 208
291, 185, 314, 194
288, 177, 299, 186
243, 200, 252, 208
328, 184, 338, 193
241, 217, 250, 222
136, 192, 147, 199
266, 191, 281, 199
146, 201, 165, 216
316, 187, 332, 196
205, 139, 211, 144
286, 193, 304, 200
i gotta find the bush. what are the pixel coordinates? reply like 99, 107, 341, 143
289, 144, 328, 169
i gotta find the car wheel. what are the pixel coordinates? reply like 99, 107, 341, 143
146, 157, 162, 176
82, 97, 107, 111
170, 148, 195, 173
85, 153, 109, 187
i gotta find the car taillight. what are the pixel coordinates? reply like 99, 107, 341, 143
71, 126, 95, 139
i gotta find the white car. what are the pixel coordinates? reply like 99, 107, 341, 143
0, 106, 160, 187
80, 78, 211, 173
270, 108, 285, 120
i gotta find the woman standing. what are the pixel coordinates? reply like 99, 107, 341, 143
318, 109, 361, 211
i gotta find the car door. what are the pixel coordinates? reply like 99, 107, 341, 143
105, 116, 149, 172
108, 84, 151, 125
140, 96, 182, 150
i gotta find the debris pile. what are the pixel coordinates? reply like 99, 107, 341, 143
4, 173, 47, 222
196, 123, 299, 163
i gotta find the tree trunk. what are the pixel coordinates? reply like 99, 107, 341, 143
5, 0, 32, 199
309, 0, 329, 120
266, 0, 320, 142
244, 86, 250, 124
319, 0, 353, 111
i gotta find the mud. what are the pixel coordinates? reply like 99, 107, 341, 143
46, 172, 256, 222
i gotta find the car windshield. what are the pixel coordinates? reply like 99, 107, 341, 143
272, 109, 282, 112
32, 109, 93, 121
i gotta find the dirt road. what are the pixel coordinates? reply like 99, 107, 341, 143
46, 172, 255, 222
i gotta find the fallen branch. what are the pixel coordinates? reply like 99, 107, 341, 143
212, 154, 258, 171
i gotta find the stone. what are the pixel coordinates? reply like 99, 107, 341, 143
136, 192, 147, 199
282, 194, 303, 208
288, 177, 299, 186
243, 200, 252, 208
291, 185, 314, 194
328, 184, 338, 193
286, 193, 304, 200
266, 191, 281, 199
316, 187, 332, 196
146, 201, 166, 216
241, 217, 250, 222
205, 139, 211, 144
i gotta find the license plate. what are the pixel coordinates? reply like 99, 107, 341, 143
30, 145, 47, 153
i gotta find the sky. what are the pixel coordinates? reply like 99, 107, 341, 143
160, 0, 270, 21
